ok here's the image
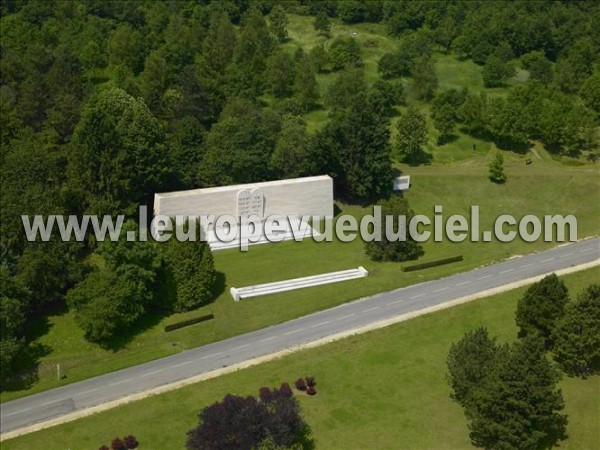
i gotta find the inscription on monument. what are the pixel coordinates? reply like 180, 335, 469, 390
237, 188, 264, 218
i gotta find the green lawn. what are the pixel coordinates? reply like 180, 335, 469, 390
4, 268, 598, 450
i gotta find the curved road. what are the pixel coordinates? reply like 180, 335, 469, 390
1, 238, 599, 435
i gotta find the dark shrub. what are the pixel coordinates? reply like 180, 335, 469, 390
305, 377, 316, 387
110, 437, 125, 450
306, 386, 317, 396
295, 378, 307, 391
123, 435, 139, 449
259, 387, 273, 402
278, 382, 293, 397
99, 446, 110, 450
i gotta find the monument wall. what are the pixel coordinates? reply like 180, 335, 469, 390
154, 175, 334, 220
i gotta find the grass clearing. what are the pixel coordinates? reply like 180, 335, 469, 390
4, 268, 598, 450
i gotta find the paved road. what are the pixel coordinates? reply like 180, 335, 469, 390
1, 239, 599, 434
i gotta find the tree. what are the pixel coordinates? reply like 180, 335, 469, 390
377, 53, 404, 79
469, 337, 567, 449
411, 56, 438, 101
269, 5, 288, 43
309, 43, 328, 73
328, 36, 362, 71
488, 152, 506, 184
187, 385, 310, 450
66, 268, 147, 343
432, 103, 455, 144
0, 267, 29, 381
553, 283, 600, 376
515, 273, 569, 346
580, 70, 600, 114
313, 10, 331, 37
446, 328, 500, 415
267, 51, 295, 98
395, 107, 428, 164
326, 69, 367, 110
69, 88, 169, 216
364, 196, 424, 262
199, 98, 281, 186
271, 116, 311, 179
159, 227, 216, 312
482, 55, 513, 88
294, 51, 319, 110
201, 10, 236, 75
67, 222, 160, 343
315, 92, 392, 202
521, 51, 553, 84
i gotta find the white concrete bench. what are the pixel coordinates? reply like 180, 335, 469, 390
230, 267, 368, 301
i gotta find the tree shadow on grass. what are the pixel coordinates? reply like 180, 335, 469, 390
99, 309, 167, 352
2, 341, 52, 392
403, 148, 433, 166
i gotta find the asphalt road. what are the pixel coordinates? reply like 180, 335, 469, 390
1, 238, 599, 434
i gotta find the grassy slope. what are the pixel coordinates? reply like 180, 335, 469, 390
4, 268, 599, 450
3, 15, 599, 403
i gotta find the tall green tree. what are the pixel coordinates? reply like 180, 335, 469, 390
488, 152, 506, 184
315, 92, 392, 202
328, 36, 362, 71
469, 337, 567, 449
267, 50, 295, 98
515, 273, 569, 346
395, 107, 428, 164
411, 56, 438, 101
69, 88, 169, 216
364, 195, 423, 262
0, 267, 29, 381
271, 116, 311, 179
269, 5, 288, 43
199, 98, 281, 186
313, 10, 331, 37
159, 227, 216, 312
294, 51, 320, 110
446, 328, 500, 415
553, 283, 600, 376
482, 55, 513, 87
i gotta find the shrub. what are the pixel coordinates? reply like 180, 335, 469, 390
401, 255, 463, 272
295, 378, 306, 391
306, 386, 317, 396
99, 446, 109, 450
259, 387, 273, 402
279, 382, 293, 397
305, 376, 316, 387
110, 437, 125, 450
123, 435, 139, 449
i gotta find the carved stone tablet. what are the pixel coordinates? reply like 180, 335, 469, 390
249, 188, 264, 218
237, 189, 252, 217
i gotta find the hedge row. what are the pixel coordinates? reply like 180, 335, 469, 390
401, 255, 463, 272
164, 313, 214, 332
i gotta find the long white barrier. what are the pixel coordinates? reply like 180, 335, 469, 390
230, 267, 368, 301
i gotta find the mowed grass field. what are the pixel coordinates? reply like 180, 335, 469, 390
3, 14, 599, 403
4, 268, 598, 450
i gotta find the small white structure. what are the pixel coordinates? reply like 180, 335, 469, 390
393, 175, 411, 192
230, 267, 368, 301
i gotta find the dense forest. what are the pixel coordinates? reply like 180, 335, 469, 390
1, 1, 599, 383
